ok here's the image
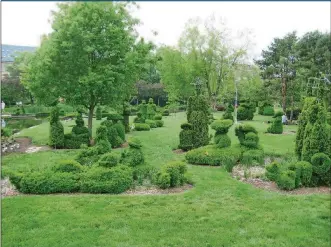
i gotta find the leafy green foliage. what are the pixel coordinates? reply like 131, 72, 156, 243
185, 145, 241, 171
214, 134, 231, 148
241, 150, 264, 166
155, 120, 164, 127
49, 107, 64, 148
178, 129, 194, 151
128, 137, 142, 149
311, 153, 331, 186
154, 114, 162, 120
64, 113, 89, 149
235, 124, 260, 150
276, 170, 296, 191
98, 153, 119, 168
267, 115, 283, 134
79, 165, 133, 194
53, 160, 83, 173
145, 119, 157, 128
186, 95, 209, 148
297, 161, 313, 187
156, 161, 188, 189
23, 2, 152, 137
237, 101, 255, 120
265, 162, 280, 181
134, 123, 150, 131
96, 107, 102, 120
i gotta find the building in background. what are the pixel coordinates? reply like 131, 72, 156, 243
1, 44, 36, 78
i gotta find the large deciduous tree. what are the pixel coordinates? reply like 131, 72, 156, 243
23, 2, 151, 138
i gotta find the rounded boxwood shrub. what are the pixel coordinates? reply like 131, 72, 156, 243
159, 161, 188, 188
145, 119, 157, 128
80, 165, 133, 194
98, 153, 119, 168
128, 137, 142, 149
19, 171, 79, 194
155, 120, 164, 127
134, 123, 150, 131
156, 172, 171, 189
154, 114, 162, 120
241, 149, 264, 166
276, 170, 296, 190
53, 160, 83, 173
311, 153, 331, 186
265, 162, 280, 181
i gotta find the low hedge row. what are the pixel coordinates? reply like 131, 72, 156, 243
185, 145, 241, 171
9, 162, 133, 194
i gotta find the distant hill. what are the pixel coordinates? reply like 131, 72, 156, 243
1, 44, 36, 62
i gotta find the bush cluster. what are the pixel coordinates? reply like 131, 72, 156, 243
156, 162, 188, 189
222, 104, 234, 120
258, 101, 274, 116
265, 160, 313, 190
211, 119, 233, 148
145, 119, 157, 128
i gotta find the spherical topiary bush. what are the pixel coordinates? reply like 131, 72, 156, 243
265, 162, 280, 181
311, 153, 331, 186
112, 122, 125, 141
155, 120, 164, 127
156, 172, 171, 189
178, 123, 193, 151
98, 153, 119, 168
276, 170, 296, 190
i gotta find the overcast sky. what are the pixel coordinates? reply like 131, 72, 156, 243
2, 1, 330, 59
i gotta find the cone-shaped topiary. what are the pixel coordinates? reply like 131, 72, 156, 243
211, 119, 233, 148
186, 95, 209, 148
49, 106, 64, 148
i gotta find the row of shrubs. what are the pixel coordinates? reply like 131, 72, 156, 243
133, 113, 164, 131
266, 153, 331, 190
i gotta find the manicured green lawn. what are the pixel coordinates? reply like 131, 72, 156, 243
2, 112, 330, 247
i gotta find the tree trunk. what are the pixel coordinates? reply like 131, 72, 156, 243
281, 76, 287, 113
290, 95, 294, 122
88, 105, 94, 142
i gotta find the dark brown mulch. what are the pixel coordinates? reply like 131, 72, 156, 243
172, 149, 186, 154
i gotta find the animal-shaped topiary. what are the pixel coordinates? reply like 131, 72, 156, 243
211, 119, 233, 148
